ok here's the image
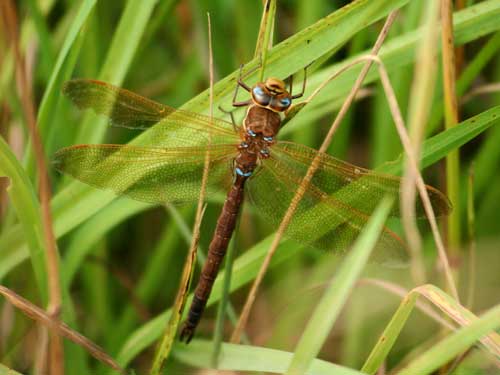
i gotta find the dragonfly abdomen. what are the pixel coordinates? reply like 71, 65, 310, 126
180, 173, 248, 343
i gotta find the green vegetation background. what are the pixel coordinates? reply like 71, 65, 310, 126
0, 0, 499, 374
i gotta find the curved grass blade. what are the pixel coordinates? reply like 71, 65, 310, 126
399, 304, 500, 374
361, 285, 500, 374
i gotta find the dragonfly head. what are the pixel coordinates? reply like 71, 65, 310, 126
251, 77, 292, 113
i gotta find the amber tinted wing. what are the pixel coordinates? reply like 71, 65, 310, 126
53, 144, 235, 204
272, 142, 451, 218
247, 142, 450, 265
63, 79, 239, 147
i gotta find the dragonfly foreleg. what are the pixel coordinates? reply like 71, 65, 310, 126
231, 65, 253, 108
290, 63, 311, 99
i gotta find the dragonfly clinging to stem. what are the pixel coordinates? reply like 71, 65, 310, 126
53, 66, 451, 343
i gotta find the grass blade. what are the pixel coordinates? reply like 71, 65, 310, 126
285, 197, 394, 375
399, 304, 500, 374
362, 285, 500, 374
0, 136, 47, 300
75, 0, 159, 145
174, 339, 364, 375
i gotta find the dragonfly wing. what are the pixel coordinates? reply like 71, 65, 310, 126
247, 147, 408, 266
273, 142, 451, 218
63, 79, 172, 129
63, 79, 240, 147
53, 144, 235, 204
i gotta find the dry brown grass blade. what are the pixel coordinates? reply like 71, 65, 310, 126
465, 165, 476, 310
371, 55, 458, 301
0, 2, 63, 374
461, 83, 500, 104
401, 1, 440, 287
441, 0, 461, 283
358, 278, 455, 331
413, 285, 500, 357
0, 286, 125, 374
149, 13, 215, 375
230, 11, 399, 344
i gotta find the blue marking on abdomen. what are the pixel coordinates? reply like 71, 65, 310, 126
236, 167, 252, 177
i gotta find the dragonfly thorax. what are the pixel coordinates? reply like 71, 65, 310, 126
244, 105, 282, 139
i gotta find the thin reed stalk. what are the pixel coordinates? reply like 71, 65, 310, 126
401, 0, 440, 286
441, 0, 461, 288
149, 13, 215, 375
1, 2, 62, 373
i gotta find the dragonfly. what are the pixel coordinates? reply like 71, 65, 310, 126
53, 69, 451, 343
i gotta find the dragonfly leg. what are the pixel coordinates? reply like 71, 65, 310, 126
236, 64, 252, 92
230, 64, 253, 110
218, 104, 239, 131
290, 63, 311, 99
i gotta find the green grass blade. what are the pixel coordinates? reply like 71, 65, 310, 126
173, 339, 364, 375
286, 0, 500, 131
361, 293, 418, 374
285, 197, 394, 375
23, 0, 96, 177
362, 284, 500, 374
255, 0, 277, 81
0, 137, 47, 302
36, 0, 97, 137
75, 0, 159, 145
381, 105, 500, 175
0, 363, 23, 375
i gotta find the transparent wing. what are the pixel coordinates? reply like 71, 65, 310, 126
247, 142, 450, 265
273, 142, 451, 218
53, 144, 236, 204
63, 79, 240, 147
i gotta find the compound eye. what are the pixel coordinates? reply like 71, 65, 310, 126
270, 96, 292, 112
252, 86, 271, 106
280, 97, 291, 108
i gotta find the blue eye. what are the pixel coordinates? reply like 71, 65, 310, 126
253, 86, 264, 95
252, 86, 271, 106
280, 98, 291, 107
